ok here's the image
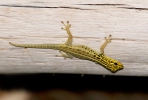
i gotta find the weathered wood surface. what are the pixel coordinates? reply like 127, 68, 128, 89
0, 0, 148, 76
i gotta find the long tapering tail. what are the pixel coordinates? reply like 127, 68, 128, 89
9, 42, 62, 50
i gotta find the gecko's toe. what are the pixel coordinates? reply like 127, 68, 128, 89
61, 27, 65, 30
109, 34, 112, 37
61, 21, 64, 23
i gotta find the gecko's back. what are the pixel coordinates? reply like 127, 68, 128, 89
60, 44, 123, 72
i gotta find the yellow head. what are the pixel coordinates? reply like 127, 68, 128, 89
106, 59, 123, 73
96, 54, 123, 73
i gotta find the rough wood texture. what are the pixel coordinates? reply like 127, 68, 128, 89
0, 0, 148, 75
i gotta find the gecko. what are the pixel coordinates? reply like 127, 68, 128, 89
9, 21, 123, 73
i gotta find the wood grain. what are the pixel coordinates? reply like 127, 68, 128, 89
0, 0, 148, 76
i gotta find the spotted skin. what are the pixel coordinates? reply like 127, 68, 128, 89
9, 21, 123, 73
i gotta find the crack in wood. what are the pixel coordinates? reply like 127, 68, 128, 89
119, 7, 148, 11
0, 36, 18, 39
76, 4, 126, 6
114, 38, 148, 43
0, 4, 91, 10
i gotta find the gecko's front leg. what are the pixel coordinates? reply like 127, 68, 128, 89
100, 34, 112, 54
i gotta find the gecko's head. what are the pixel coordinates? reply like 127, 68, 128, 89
97, 55, 123, 73
104, 58, 124, 73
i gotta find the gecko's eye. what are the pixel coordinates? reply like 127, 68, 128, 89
114, 62, 118, 65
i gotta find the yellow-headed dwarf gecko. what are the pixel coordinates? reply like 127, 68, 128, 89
9, 21, 123, 73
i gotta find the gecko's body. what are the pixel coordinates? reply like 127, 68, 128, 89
9, 21, 123, 73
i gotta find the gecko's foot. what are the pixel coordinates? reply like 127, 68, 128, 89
61, 21, 71, 30
55, 55, 66, 59
104, 34, 112, 43
55, 51, 67, 60
55, 51, 73, 59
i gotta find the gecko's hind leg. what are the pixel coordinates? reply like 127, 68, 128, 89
100, 35, 112, 54
55, 51, 73, 59
61, 21, 73, 46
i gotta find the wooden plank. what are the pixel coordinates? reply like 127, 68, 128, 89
0, 0, 148, 75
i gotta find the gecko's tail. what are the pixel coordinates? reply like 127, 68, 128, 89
9, 42, 30, 48
9, 42, 20, 47
9, 42, 18, 46
9, 42, 62, 50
